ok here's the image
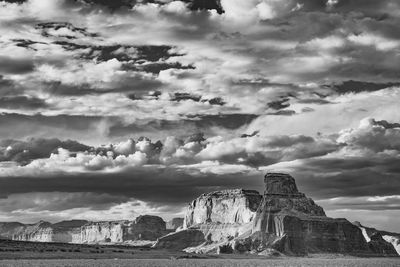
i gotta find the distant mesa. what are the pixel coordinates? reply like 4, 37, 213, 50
0, 215, 181, 245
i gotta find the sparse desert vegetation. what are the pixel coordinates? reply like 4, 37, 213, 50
1, 258, 400, 267
0, 239, 399, 267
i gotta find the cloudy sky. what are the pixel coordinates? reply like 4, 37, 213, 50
0, 0, 399, 232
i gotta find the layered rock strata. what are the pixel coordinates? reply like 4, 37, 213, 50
166, 218, 184, 231
1, 215, 167, 244
354, 222, 399, 256
154, 173, 399, 256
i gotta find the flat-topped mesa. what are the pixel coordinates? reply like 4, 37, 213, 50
257, 173, 325, 217
154, 173, 398, 256
7, 216, 167, 244
183, 189, 262, 228
264, 173, 303, 196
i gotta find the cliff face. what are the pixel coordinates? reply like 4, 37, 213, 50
0, 222, 25, 240
166, 218, 184, 231
354, 222, 399, 256
184, 189, 262, 228
3, 215, 166, 244
154, 173, 400, 256
248, 173, 369, 255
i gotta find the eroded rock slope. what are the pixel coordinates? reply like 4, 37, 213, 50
154, 173, 400, 256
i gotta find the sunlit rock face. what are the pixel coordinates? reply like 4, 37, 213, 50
154, 189, 261, 249
11, 221, 85, 243
184, 189, 262, 228
75, 215, 167, 243
80, 221, 125, 243
7, 216, 167, 244
383, 235, 400, 255
155, 173, 400, 256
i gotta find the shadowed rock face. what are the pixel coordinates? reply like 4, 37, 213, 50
154, 173, 399, 256
264, 173, 300, 195
247, 173, 369, 255
166, 218, 184, 231
354, 221, 399, 256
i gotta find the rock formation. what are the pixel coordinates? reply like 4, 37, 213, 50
1, 215, 167, 244
166, 218, 184, 231
354, 221, 399, 256
80, 215, 166, 243
12, 221, 81, 243
183, 189, 262, 227
154, 173, 400, 256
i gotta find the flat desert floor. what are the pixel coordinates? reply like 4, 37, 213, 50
1, 258, 400, 267
0, 240, 399, 267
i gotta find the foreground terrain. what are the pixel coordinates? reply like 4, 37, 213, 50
1, 258, 400, 267
0, 239, 399, 267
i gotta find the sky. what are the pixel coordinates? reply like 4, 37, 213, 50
0, 0, 399, 232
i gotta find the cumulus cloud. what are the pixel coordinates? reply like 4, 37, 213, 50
337, 118, 400, 152
0, 0, 400, 231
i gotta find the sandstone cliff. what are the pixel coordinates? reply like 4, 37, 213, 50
183, 189, 262, 228
354, 221, 399, 256
154, 173, 400, 256
2, 215, 167, 244
166, 218, 184, 231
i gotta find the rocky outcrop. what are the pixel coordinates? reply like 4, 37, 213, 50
12, 220, 87, 243
154, 173, 400, 256
247, 173, 369, 255
2, 215, 167, 244
382, 235, 400, 255
354, 222, 399, 256
80, 215, 166, 243
0, 222, 25, 240
166, 218, 184, 231
154, 189, 261, 251
154, 229, 205, 250
183, 189, 262, 228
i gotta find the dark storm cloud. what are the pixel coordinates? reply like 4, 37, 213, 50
297, 99, 332, 105
320, 196, 400, 211
77, 0, 224, 13
329, 80, 400, 94
182, 0, 224, 14
0, 56, 35, 74
0, 192, 130, 212
267, 98, 290, 110
44, 77, 164, 96
108, 114, 259, 138
0, 96, 48, 110
267, 110, 296, 116
0, 113, 256, 144
1, 0, 27, 3
36, 22, 98, 39
333, 0, 400, 16
0, 167, 264, 205
290, 158, 400, 201
11, 39, 46, 51
0, 138, 91, 164
374, 120, 400, 129
0, 113, 105, 141
54, 41, 182, 62
168, 93, 225, 105
277, 119, 400, 200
